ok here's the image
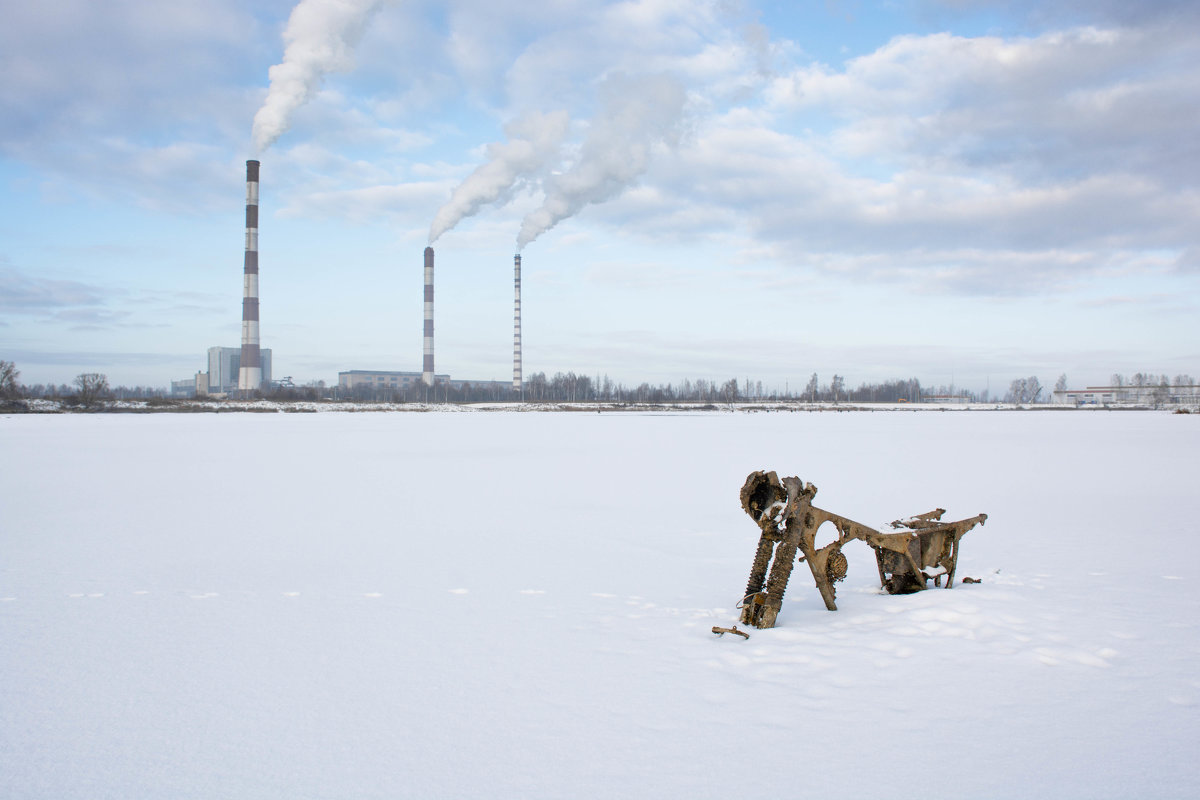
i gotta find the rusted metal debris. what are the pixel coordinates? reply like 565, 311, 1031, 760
712, 625, 750, 639
737, 470, 987, 629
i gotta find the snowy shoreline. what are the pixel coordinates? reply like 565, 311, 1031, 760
9, 398, 1195, 414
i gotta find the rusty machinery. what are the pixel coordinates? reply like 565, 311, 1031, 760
737, 470, 987, 629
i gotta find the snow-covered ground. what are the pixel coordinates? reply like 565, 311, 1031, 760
2, 410, 1197, 798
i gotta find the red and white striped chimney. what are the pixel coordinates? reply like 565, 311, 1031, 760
422, 246, 434, 386
238, 159, 262, 393
513, 253, 522, 396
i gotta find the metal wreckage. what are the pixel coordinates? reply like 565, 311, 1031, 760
714, 470, 987, 637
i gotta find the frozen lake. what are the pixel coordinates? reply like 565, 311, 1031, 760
2, 409, 1198, 798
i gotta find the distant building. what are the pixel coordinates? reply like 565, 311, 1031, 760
169, 371, 211, 398
338, 370, 444, 391
1053, 385, 1200, 406
446, 379, 513, 396
208, 346, 272, 393
925, 394, 971, 405
338, 370, 512, 400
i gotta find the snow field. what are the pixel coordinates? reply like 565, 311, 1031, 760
1, 410, 1197, 798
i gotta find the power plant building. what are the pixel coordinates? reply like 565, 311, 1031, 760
209, 346, 272, 393
339, 370, 445, 391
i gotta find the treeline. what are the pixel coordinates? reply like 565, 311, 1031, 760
1, 364, 125, 410
5, 358, 1196, 410
1108, 372, 1195, 388
1, 361, 930, 407
511, 372, 931, 404
279, 373, 928, 405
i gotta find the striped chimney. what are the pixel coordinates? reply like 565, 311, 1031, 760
422, 246, 434, 386
238, 160, 263, 393
513, 253, 522, 396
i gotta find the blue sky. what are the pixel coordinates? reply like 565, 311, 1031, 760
2, 0, 1197, 392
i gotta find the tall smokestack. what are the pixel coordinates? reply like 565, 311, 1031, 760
423, 246, 434, 387
513, 253, 522, 396
238, 160, 263, 393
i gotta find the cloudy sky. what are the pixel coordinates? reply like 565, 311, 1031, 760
2, 0, 1197, 392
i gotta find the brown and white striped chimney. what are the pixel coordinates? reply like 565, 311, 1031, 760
238, 160, 262, 393
422, 246, 434, 387
513, 253, 522, 396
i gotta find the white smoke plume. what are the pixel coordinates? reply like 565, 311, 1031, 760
516, 73, 688, 251
252, 0, 386, 153
428, 110, 571, 245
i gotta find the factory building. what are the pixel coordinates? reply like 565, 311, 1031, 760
339, 370, 446, 391
208, 346, 272, 394
1053, 384, 1200, 406
338, 370, 512, 399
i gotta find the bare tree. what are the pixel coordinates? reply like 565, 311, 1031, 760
830, 375, 844, 404
1008, 378, 1026, 404
805, 373, 818, 403
0, 360, 19, 400
1025, 376, 1043, 403
1054, 374, 1068, 393
74, 373, 111, 408
1153, 379, 1170, 407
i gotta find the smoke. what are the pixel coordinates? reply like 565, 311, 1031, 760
251, 0, 386, 153
428, 110, 570, 245
516, 73, 688, 252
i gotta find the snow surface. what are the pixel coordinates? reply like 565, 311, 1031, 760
2, 410, 1197, 798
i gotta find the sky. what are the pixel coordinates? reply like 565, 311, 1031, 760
1, 0, 1197, 393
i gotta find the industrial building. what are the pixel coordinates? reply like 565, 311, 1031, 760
1052, 384, 1200, 406
339, 370, 445, 392
170, 347, 273, 397
208, 346, 273, 394
338, 370, 512, 400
